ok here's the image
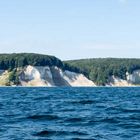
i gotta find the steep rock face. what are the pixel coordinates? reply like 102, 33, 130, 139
127, 70, 140, 84
19, 65, 95, 87
0, 70, 10, 86
1, 66, 140, 86
108, 70, 140, 86
108, 76, 133, 86
63, 70, 95, 86
19, 66, 54, 86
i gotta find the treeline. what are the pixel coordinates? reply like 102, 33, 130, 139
0, 53, 63, 69
0, 53, 80, 73
65, 58, 140, 85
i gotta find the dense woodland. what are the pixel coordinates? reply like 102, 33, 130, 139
65, 58, 140, 85
0, 53, 80, 72
0, 53, 63, 69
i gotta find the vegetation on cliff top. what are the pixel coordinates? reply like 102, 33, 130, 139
0, 53, 63, 69
65, 58, 140, 85
0, 53, 80, 74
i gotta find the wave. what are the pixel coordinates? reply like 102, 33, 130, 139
27, 114, 59, 121
34, 130, 88, 137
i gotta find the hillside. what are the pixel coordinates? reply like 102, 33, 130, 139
0, 53, 93, 86
0, 53, 63, 70
65, 58, 140, 85
1, 54, 140, 86
0, 53, 81, 72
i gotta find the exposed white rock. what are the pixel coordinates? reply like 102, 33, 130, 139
0, 70, 5, 75
0, 70, 10, 86
19, 65, 96, 87
19, 67, 140, 86
63, 70, 96, 86
108, 76, 133, 86
107, 70, 140, 86
2, 66, 140, 87
127, 70, 140, 84
19, 65, 55, 86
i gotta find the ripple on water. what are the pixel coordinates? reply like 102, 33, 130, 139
64, 117, 84, 123
34, 130, 88, 137
69, 100, 95, 105
27, 114, 59, 121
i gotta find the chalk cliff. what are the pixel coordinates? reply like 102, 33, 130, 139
1, 66, 140, 86
0, 65, 95, 86
108, 70, 140, 86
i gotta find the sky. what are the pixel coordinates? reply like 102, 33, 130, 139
0, 0, 140, 60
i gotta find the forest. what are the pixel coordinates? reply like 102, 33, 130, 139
0, 53, 63, 69
0, 53, 80, 73
65, 58, 140, 85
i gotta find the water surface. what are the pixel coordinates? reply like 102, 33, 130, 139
0, 87, 140, 140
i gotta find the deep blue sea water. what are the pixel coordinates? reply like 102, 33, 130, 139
0, 87, 140, 140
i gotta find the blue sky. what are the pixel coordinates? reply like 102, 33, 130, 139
0, 0, 140, 60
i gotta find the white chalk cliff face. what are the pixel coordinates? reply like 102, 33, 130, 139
108, 70, 140, 86
19, 65, 95, 87
108, 76, 132, 86
1, 66, 140, 86
126, 70, 140, 84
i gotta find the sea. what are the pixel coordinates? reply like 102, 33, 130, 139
0, 87, 140, 140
